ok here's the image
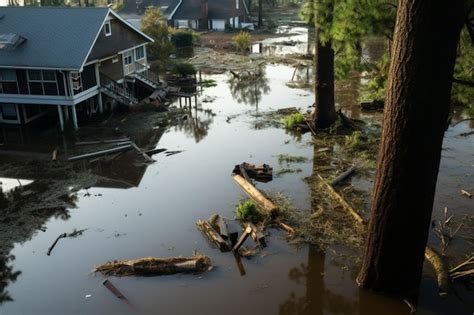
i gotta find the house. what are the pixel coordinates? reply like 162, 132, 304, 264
166, 0, 250, 30
0, 6, 160, 131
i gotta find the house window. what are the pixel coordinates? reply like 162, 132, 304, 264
27, 70, 58, 96
123, 50, 134, 75
0, 69, 18, 94
104, 21, 112, 36
135, 46, 145, 61
236, 0, 239, 9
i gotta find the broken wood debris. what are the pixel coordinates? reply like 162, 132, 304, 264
196, 220, 231, 251
46, 229, 87, 256
102, 279, 131, 305
424, 247, 450, 296
460, 189, 472, 198
144, 148, 167, 156
330, 166, 356, 187
247, 222, 266, 247
94, 256, 212, 276
232, 174, 279, 214
277, 221, 295, 235
75, 138, 131, 146
233, 162, 273, 183
68, 144, 133, 162
232, 225, 253, 252
317, 174, 364, 224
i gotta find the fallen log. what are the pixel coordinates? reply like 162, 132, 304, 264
94, 256, 212, 276
317, 174, 364, 224
330, 166, 356, 187
233, 225, 253, 253
196, 220, 231, 251
68, 144, 133, 162
425, 247, 450, 296
278, 221, 295, 235
232, 174, 279, 214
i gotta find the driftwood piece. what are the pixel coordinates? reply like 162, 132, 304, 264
233, 163, 273, 182
247, 222, 266, 247
232, 225, 252, 252
318, 174, 364, 224
330, 166, 356, 187
68, 144, 133, 162
461, 189, 472, 198
94, 256, 212, 276
196, 220, 231, 251
102, 279, 131, 305
239, 164, 252, 183
278, 221, 295, 235
215, 216, 229, 239
46, 233, 67, 256
425, 247, 450, 295
233, 174, 279, 214
233, 253, 246, 276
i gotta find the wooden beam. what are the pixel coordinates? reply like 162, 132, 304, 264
232, 174, 278, 214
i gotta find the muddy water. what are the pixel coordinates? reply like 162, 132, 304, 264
1, 49, 473, 315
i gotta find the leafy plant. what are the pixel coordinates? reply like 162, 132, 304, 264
235, 201, 263, 223
282, 112, 305, 129
232, 31, 252, 53
170, 63, 197, 77
171, 30, 195, 48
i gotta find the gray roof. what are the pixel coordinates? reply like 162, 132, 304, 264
171, 0, 246, 20
0, 6, 109, 70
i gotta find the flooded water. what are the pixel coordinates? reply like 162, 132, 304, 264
0, 32, 473, 315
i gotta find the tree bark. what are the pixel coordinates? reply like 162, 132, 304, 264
258, 0, 263, 27
312, 1, 337, 129
357, 0, 467, 297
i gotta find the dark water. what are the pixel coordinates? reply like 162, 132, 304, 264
0, 45, 473, 314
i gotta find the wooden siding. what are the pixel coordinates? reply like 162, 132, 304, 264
87, 18, 149, 62
99, 56, 124, 82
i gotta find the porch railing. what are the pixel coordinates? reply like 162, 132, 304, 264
134, 62, 160, 86
99, 73, 138, 105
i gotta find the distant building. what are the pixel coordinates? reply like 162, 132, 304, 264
167, 0, 250, 30
0, 6, 161, 131
0, 0, 24, 6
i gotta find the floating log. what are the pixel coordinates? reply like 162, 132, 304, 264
233, 163, 273, 182
278, 221, 295, 235
247, 222, 266, 247
425, 247, 450, 295
196, 220, 231, 251
94, 256, 212, 276
75, 138, 131, 146
102, 279, 131, 305
461, 189, 472, 198
68, 144, 133, 162
317, 174, 364, 224
330, 166, 356, 187
233, 253, 246, 276
232, 225, 253, 252
232, 174, 279, 214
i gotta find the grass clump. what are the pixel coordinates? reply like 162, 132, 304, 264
282, 112, 305, 129
233, 31, 252, 53
200, 79, 217, 88
170, 62, 196, 77
235, 201, 263, 223
344, 131, 378, 152
277, 154, 308, 165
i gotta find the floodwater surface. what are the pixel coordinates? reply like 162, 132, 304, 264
0, 40, 473, 315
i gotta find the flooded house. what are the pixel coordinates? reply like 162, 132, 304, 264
166, 0, 250, 30
0, 6, 161, 131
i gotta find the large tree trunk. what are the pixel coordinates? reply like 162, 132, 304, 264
357, 0, 467, 297
258, 0, 263, 27
312, 2, 336, 129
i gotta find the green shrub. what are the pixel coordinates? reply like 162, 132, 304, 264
171, 30, 194, 48
232, 31, 252, 53
282, 112, 305, 129
170, 62, 197, 77
235, 201, 263, 223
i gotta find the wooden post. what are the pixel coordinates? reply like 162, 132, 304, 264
57, 105, 64, 131
71, 105, 78, 130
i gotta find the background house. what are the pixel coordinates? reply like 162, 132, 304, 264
0, 6, 158, 131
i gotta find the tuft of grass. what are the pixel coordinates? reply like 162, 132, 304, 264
200, 79, 217, 88
235, 201, 263, 223
277, 154, 308, 165
282, 112, 305, 129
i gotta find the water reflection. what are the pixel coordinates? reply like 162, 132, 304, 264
172, 106, 214, 143
227, 68, 271, 108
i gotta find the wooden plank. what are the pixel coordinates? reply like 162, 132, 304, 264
68, 144, 133, 162
232, 225, 252, 252
196, 220, 231, 251
130, 142, 154, 163
75, 138, 131, 146
247, 222, 266, 247
232, 174, 278, 214
330, 166, 356, 187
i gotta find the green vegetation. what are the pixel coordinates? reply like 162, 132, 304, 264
200, 79, 218, 88
276, 168, 303, 176
170, 63, 197, 77
345, 130, 378, 152
171, 29, 195, 48
277, 154, 308, 164
235, 201, 263, 223
282, 112, 305, 129
233, 31, 252, 53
